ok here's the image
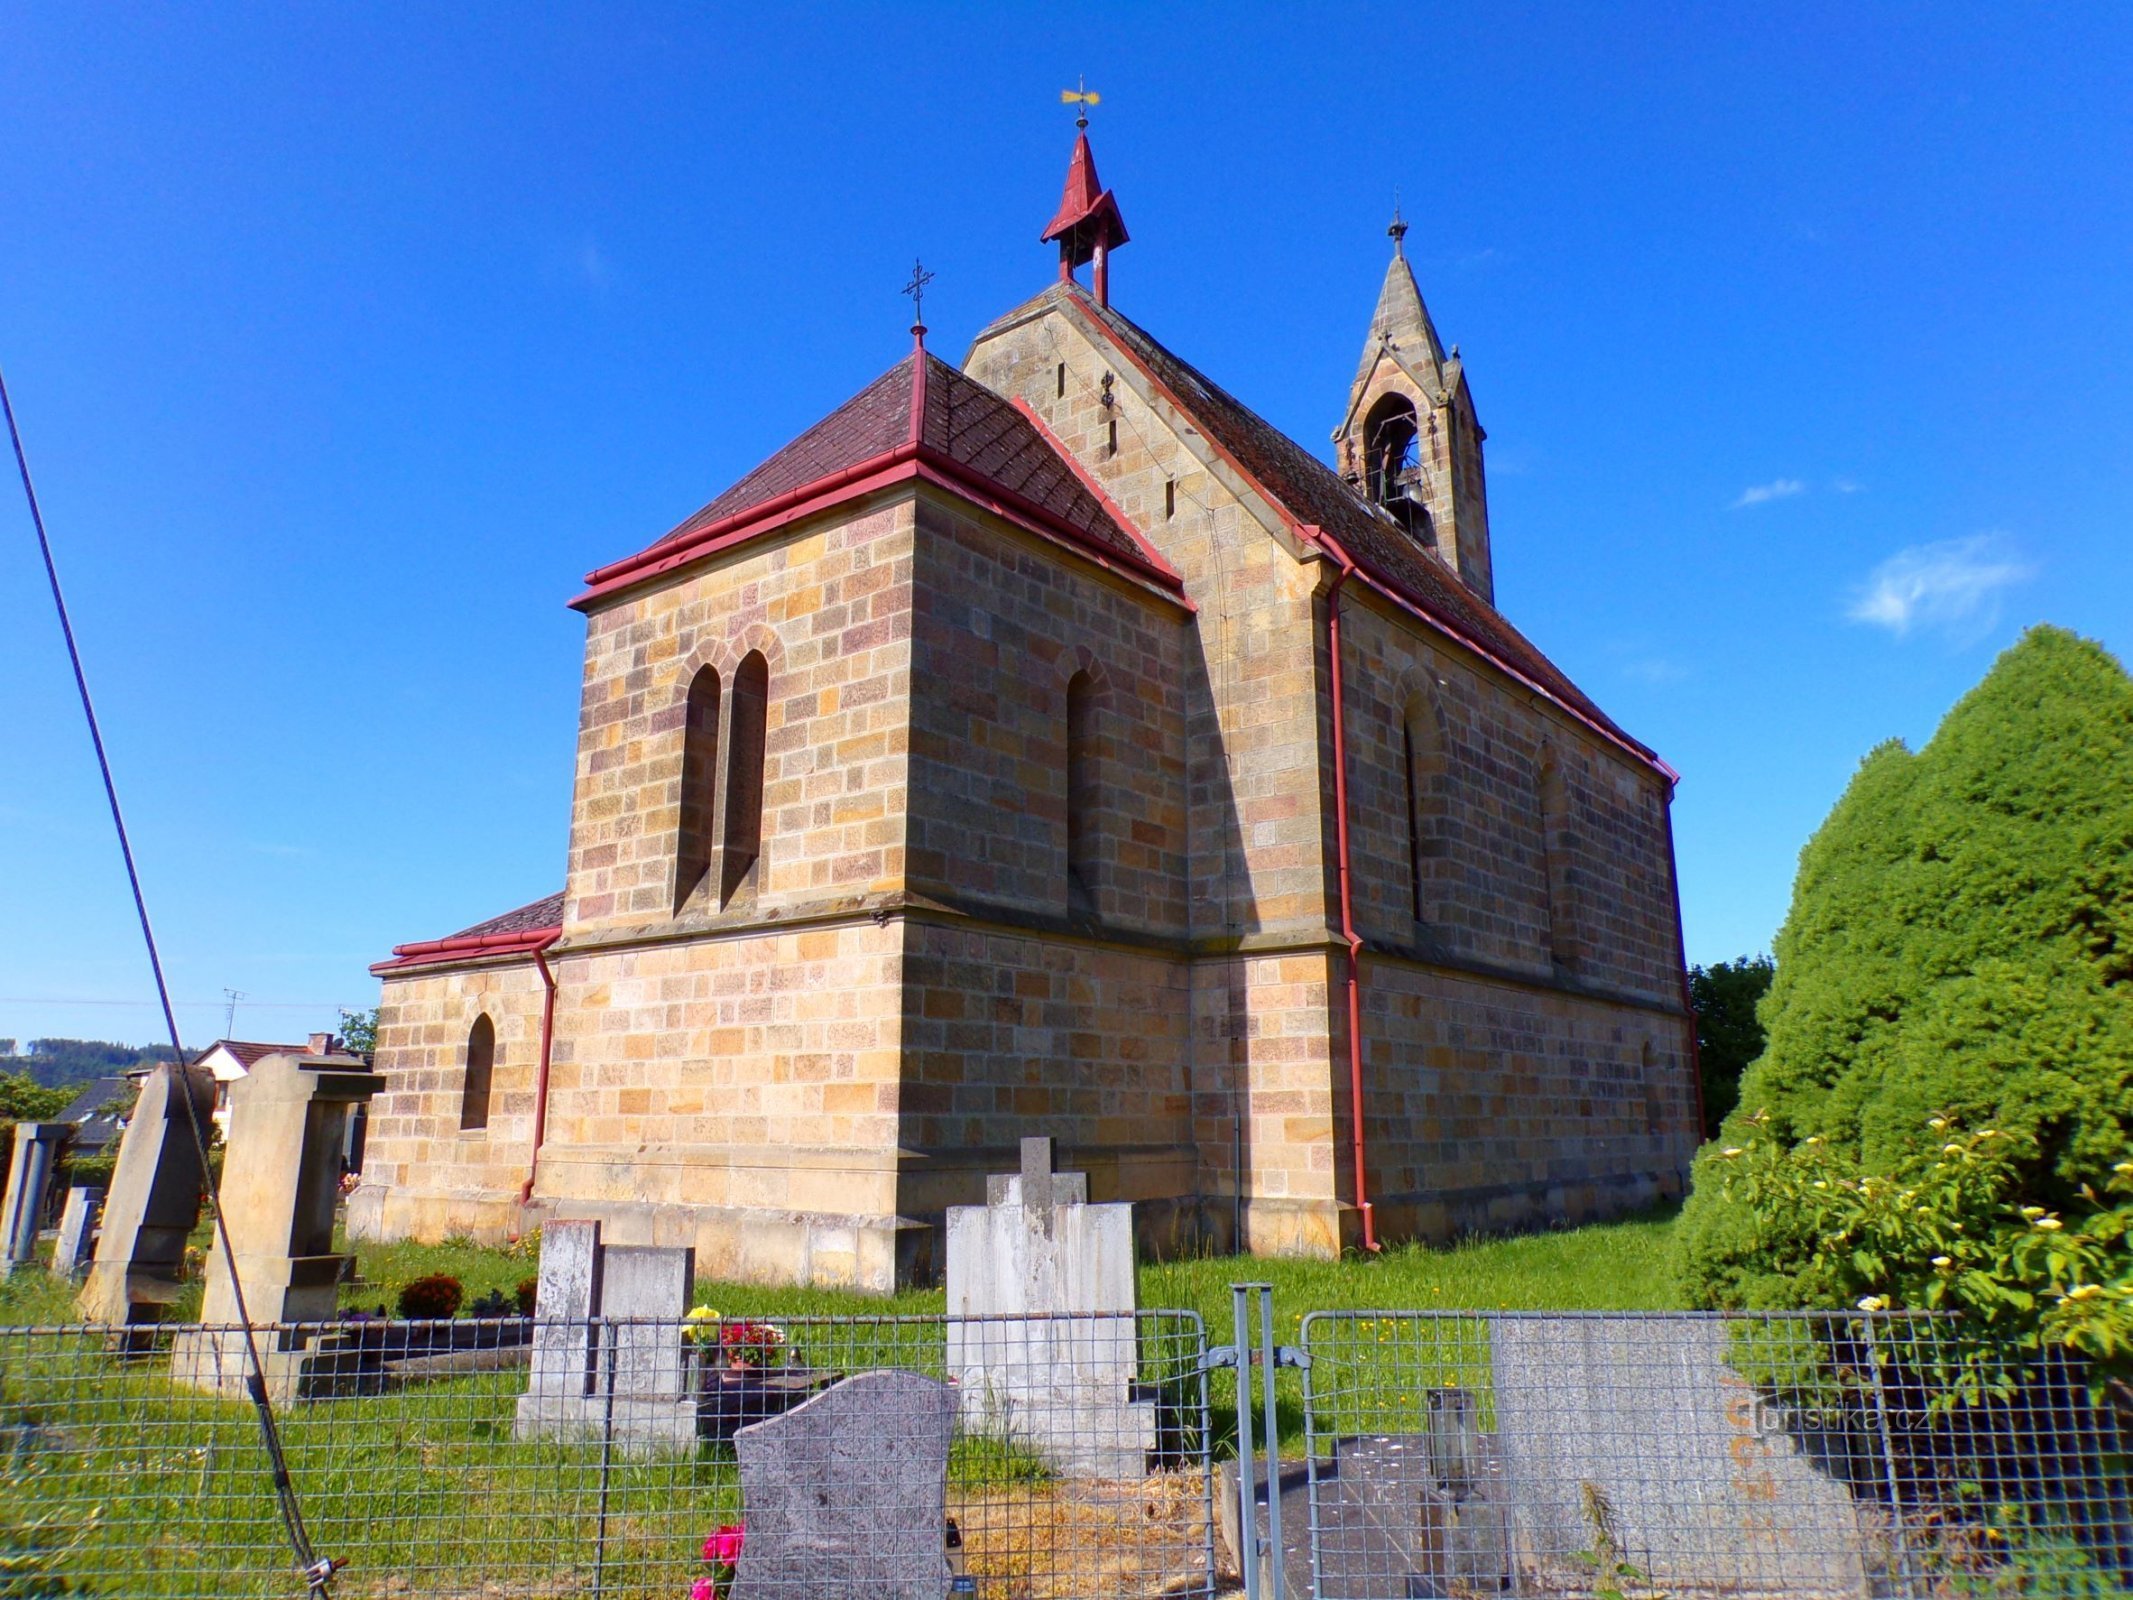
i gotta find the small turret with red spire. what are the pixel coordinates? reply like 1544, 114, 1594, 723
1042, 101, 1129, 307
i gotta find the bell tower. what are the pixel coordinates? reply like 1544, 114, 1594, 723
1334, 215, 1494, 604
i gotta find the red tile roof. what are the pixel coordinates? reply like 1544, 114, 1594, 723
1049, 286, 1660, 769
447, 892, 567, 940
578, 349, 1180, 606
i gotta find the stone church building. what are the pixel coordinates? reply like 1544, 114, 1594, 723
350, 131, 1702, 1289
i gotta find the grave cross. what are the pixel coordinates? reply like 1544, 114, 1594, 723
1019, 1136, 1055, 1214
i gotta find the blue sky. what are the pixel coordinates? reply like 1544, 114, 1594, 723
4, 4, 2129, 1050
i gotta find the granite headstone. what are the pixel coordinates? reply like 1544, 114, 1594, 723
730, 1370, 957, 1600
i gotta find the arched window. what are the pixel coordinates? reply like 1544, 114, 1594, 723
674, 666, 722, 912
720, 651, 769, 906
460, 1014, 495, 1133
1066, 669, 1099, 914
1538, 749, 1580, 971
1402, 691, 1448, 926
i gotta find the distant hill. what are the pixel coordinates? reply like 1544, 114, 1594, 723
4, 1038, 180, 1090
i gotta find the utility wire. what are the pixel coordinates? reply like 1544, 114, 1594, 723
2, 361, 339, 1595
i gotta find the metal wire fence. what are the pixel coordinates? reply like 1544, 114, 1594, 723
0, 1311, 1217, 1599
1296, 1310, 2133, 1600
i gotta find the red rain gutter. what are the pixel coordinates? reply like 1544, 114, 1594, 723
1313, 527, 1380, 1254
369, 924, 560, 974
519, 942, 559, 1210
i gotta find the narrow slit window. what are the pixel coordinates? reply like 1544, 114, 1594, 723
1066, 669, 1099, 913
1165, 479, 1176, 519
720, 651, 769, 906
1107, 419, 1118, 457
460, 1014, 495, 1133
1056, 362, 1066, 398
674, 666, 722, 912
1404, 721, 1424, 924
1539, 752, 1579, 970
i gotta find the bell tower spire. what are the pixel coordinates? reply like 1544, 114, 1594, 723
1042, 91, 1129, 308
1333, 213, 1494, 604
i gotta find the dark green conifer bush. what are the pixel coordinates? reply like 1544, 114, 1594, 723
1677, 626, 2133, 1381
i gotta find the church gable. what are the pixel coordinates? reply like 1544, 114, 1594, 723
575, 346, 1180, 611
1032, 285, 1655, 770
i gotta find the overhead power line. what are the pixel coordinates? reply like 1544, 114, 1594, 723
3, 360, 340, 1593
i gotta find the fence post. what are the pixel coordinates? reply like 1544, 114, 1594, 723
1231, 1286, 1262, 1600
1860, 1315, 1921, 1598
1231, 1283, 1290, 1600
592, 1316, 616, 1599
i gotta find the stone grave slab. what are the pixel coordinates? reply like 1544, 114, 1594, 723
731, 1369, 957, 1600
172, 1052, 383, 1400
514, 1218, 602, 1437
50, 1185, 103, 1278
1222, 1422, 1513, 1600
0, 1123, 71, 1275
945, 1136, 1153, 1478
598, 1244, 696, 1452
79, 1063, 217, 1326
1490, 1317, 1870, 1597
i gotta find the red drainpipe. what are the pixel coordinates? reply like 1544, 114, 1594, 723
1309, 525, 1380, 1253
517, 938, 560, 1210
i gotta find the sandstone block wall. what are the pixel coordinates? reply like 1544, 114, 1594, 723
562, 500, 915, 939
349, 956, 549, 1244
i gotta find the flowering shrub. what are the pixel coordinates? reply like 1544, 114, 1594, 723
1703, 1112, 2133, 1400
691, 1523, 744, 1598
395, 1274, 465, 1320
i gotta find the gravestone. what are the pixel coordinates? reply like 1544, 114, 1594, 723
0, 1123, 72, 1275
730, 1370, 957, 1600
598, 1244, 698, 1451
945, 1136, 1152, 1478
516, 1218, 603, 1431
1222, 1416, 1513, 1600
79, 1063, 217, 1326
1490, 1318, 1870, 1597
171, 1051, 383, 1400
513, 1225, 697, 1453
49, 1185, 104, 1278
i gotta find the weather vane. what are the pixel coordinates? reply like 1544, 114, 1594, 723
902, 257, 936, 329
1060, 76, 1100, 130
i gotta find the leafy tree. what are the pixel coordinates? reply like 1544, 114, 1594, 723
339, 1007, 379, 1059
1677, 626, 2133, 1383
1687, 955, 1774, 1135
17, 1038, 175, 1089
0, 1075, 77, 1123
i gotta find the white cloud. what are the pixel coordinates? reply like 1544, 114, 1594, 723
1731, 478, 1807, 509
1831, 477, 1865, 495
1845, 534, 2033, 642
1621, 657, 1688, 685
578, 240, 611, 290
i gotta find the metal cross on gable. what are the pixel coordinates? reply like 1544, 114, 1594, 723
902, 258, 936, 327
